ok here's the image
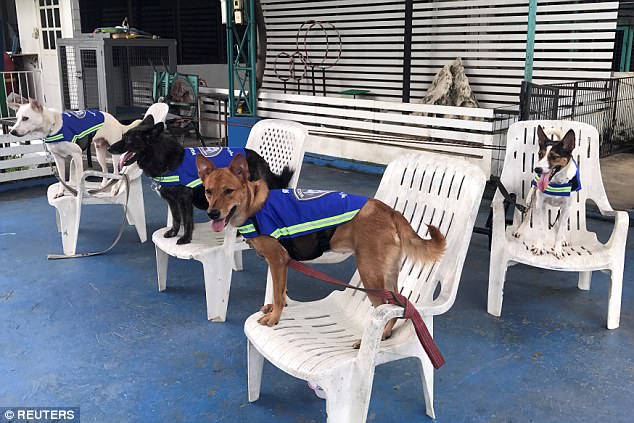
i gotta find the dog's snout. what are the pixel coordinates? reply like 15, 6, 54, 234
534, 167, 543, 175
208, 209, 221, 220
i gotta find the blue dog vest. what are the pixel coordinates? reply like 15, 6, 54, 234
531, 160, 581, 197
44, 110, 105, 144
238, 189, 368, 241
153, 147, 246, 188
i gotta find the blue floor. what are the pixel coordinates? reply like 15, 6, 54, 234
1, 164, 632, 423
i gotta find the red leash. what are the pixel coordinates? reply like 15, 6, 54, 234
287, 259, 445, 369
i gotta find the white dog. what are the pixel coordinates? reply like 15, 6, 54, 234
513, 126, 581, 258
9, 98, 141, 197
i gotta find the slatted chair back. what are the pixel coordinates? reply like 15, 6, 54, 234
501, 120, 608, 245
246, 119, 307, 188
331, 153, 486, 322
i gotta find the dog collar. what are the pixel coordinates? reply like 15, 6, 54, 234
531, 159, 581, 197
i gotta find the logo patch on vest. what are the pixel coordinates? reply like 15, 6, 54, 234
292, 189, 333, 201
198, 147, 223, 157
65, 110, 87, 119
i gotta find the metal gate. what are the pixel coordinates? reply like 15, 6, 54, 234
520, 78, 634, 157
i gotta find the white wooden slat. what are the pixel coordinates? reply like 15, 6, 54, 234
0, 155, 49, 170
0, 167, 52, 183
0, 143, 46, 156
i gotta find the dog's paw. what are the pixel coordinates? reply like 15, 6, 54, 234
54, 191, 65, 199
530, 244, 546, 255
257, 312, 281, 326
512, 230, 522, 239
352, 340, 361, 349
164, 229, 178, 238
552, 245, 565, 259
176, 236, 191, 245
561, 239, 569, 247
260, 304, 274, 314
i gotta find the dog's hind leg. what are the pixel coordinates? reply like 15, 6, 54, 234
94, 138, 113, 187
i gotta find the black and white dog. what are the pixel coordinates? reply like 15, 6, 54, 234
513, 126, 581, 258
108, 116, 294, 244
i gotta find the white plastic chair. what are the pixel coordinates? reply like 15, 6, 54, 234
153, 119, 307, 321
46, 104, 169, 255
244, 152, 486, 422
47, 165, 146, 255
488, 120, 629, 329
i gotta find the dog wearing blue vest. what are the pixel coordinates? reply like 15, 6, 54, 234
513, 125, 581, 258
195, 153, 446, 342
9, 98, 142, 198
108, 116, 294, 244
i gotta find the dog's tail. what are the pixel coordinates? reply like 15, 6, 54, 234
393, 212, 446, 264
268, 165, 295, 189
122, 119, 143, 134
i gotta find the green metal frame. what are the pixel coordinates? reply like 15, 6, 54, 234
226, 0, 258, 117
524, 0, 538, 82
616, 25, 634, 72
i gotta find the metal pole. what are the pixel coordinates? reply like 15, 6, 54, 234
524, 0, 537, 82
226, 0, 235, 116
248, 0, 257, 115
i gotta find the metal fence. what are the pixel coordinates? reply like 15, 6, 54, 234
520, 77, 634, 157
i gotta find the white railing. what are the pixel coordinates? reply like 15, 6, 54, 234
0, 70, 50, 183
0, 70, 44, 120
199, 87, 513, 177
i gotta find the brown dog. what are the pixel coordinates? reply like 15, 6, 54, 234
196, 153, 446, 340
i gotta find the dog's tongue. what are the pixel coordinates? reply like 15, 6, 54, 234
120, 152, 134, 168
211, 218, 226, 232
537, 172, 551, 192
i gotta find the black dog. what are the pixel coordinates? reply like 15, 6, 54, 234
109, 116, 293, 244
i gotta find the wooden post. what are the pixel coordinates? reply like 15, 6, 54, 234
524, 0, 538, 82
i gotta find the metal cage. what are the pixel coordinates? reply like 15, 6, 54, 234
57, 34, 177, 120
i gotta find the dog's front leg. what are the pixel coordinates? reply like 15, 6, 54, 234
529, 195, 547, 255
177, 200, 194, 245
552, 205, 571, 259
253, 237, 289, 326
162, 195, 182, 238
512, 187, 535, 239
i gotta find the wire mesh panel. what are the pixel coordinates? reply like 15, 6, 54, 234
80, 50, 100, 109
111, 44, 175, 118
57, 36, 176, 118
520, 78, 634, 157
59, 45, 79, 110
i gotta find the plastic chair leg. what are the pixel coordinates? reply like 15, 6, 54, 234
56, 198, 79, 256
126, 180, 147, 243
201, 253, 232, 322
487, 258, 509, 317
156, 245, 169, 292
247, 339, 265, 402
418, 316, 435, 419
578, 271, 592, 291
233, 250, 243, 271
607, 264, 623, 330
321, 369, 373, 423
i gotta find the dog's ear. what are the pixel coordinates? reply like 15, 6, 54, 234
561, 129, 576, 153
536, 125, 549, 148
7, 93, 27, 111
149, 122, 164, 140
229, 153, 250, 182
142, 114, 155, 127
196, 154, 216, 182
29, 98, 43, 113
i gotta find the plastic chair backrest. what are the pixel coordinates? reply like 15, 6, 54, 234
245, 119, 307, 188
339, 153, 486, 317
501, 120, 609, 242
